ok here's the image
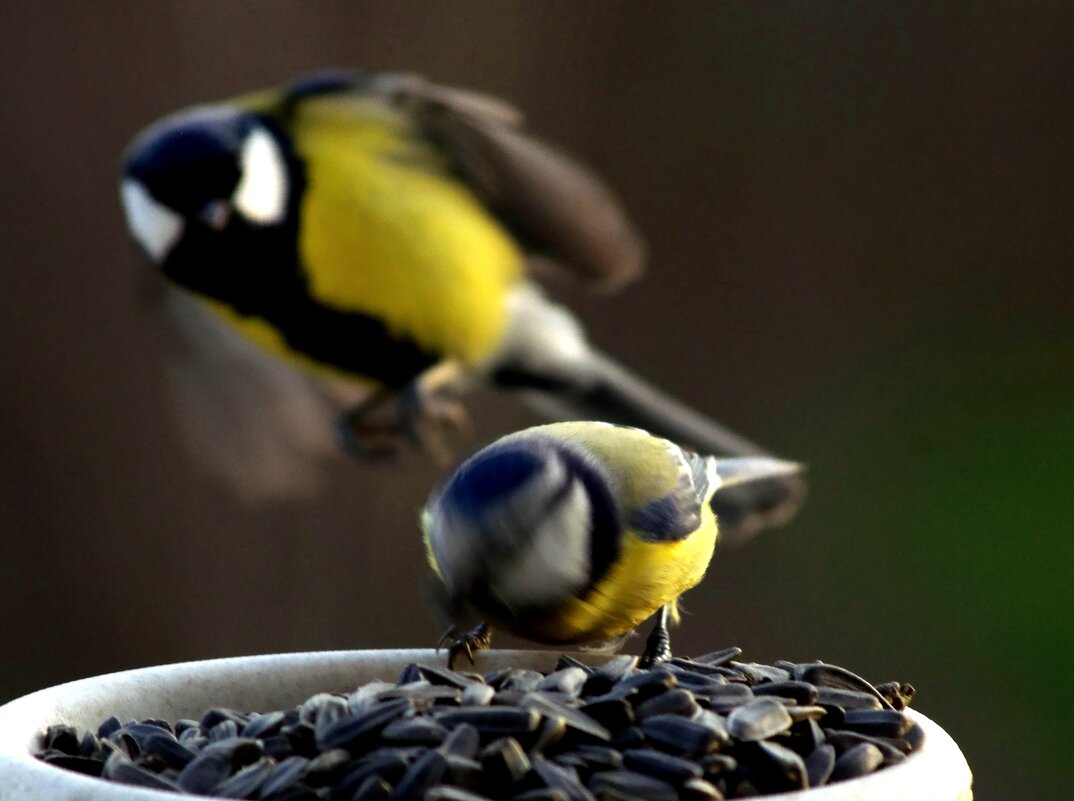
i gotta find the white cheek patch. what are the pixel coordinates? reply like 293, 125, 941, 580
492, 479, 592, 607
232, 126, 288, 225
120, 179, 184, 262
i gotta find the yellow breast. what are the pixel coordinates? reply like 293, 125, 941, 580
523, 508, 719, 645
290, 97, 524, 367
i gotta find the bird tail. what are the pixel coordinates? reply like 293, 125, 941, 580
514, 348, 805, 541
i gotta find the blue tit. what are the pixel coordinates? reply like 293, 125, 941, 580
421, 421, 801, 666
120, 69, 801, 536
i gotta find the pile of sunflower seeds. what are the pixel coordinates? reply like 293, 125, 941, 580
35, 648, 919, 800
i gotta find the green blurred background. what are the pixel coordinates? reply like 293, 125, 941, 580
0, 2, 1069, 798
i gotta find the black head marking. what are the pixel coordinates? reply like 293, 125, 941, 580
124, 107, 252, 216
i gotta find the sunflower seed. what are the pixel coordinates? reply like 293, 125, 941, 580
614, 670, 677, 703
45, 724, 80, 754
440, 722, 481, 758
480, 736, 531, 784
462, 683, 496, 707
216, 755, 275, 798
523, 692, 611, 741
177, 751, 232, 793
742, 741, 806, 791
692, 647, 743, 666
578, 697, 634, 731
538, 667, 589, 697
38, 753, 103, 776
243, 710, 288, 739
608, 726, 645, 750
804, 744, 836, 787
634, 688, 699, 721
511, 789, 569, 801
392, 748, 448, 800
588, 769, 679, 801
426, 786, 497, 801
353, 775, 393, 801
530, 715, 568, 754
596, 655, 639, 682
698, 753, 737, 777
532, 754, 597, 801
794, 664, 892, 710
103, 751, 179, 790
752, 681, 819, 705
96, 716, 122, 739
259, 755, 310, 798
840, 709, 913, 738
825, 730, 909, 762
830, 742, 884, 781
814, 687, 884, 712
668, 658, 730, 678
317, 699, 411, 751
443, 754, 483, 791
726, 699, 793, 741
201, 707, 249, 732
729, 663, 792, 685
905, 722, 926, 750
572, 744, 623, 772
691, 683, 754, 712
142, 731, 196, 768
680, 776, 725, 800
640, 715, 721, 755
382, 717, 450, 746
622, 748, 703, 783
330, 751, 409, 799
874, 681, 916, 710
435, 706, 541, 736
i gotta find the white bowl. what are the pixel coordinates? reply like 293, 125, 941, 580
0, 649, 972, 800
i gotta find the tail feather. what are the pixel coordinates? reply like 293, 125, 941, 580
515, 349, 806, 541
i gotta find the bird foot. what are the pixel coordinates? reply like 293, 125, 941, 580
639, 616, 673, 669
399, 385, 472, 465
335, 409, 405, 460
437, 622, 493, 669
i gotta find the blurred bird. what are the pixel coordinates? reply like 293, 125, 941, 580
120, 69, 801, 537
422, 421, 801, 666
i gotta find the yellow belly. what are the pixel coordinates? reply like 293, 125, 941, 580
521, 509, 719, 645
291, 97, 524, 367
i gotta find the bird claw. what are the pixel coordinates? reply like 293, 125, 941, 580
437, 622, 493, 669
399, 386, 472, 465
335, 413, 405, 460
639, 614, 673, 669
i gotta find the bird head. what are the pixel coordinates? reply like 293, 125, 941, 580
119, 106, 290, 265
423, 437, 619, 619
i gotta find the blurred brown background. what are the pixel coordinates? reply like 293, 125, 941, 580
0, 2, 1070, 798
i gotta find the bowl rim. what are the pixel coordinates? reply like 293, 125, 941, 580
0, 648, 972, 801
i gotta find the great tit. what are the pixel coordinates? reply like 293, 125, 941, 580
120, 69, 801, 537
422, 421, 801, 666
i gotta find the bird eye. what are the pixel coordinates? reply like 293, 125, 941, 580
199, 200, 232, 231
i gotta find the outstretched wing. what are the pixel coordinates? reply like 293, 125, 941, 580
160, 287, 354, 500
281, 70, 647, 291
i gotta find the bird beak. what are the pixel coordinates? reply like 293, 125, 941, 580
714, 457, 803, 489
199, 200, 232, 231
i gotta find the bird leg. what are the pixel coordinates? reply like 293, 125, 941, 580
639, 605, 674, 668
335, 388, 406, 460
437, 622, 494, 670
399, 361, 473, 465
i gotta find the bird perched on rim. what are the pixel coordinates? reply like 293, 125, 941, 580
119, 69, 802, 538
422, 422, 801, 667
